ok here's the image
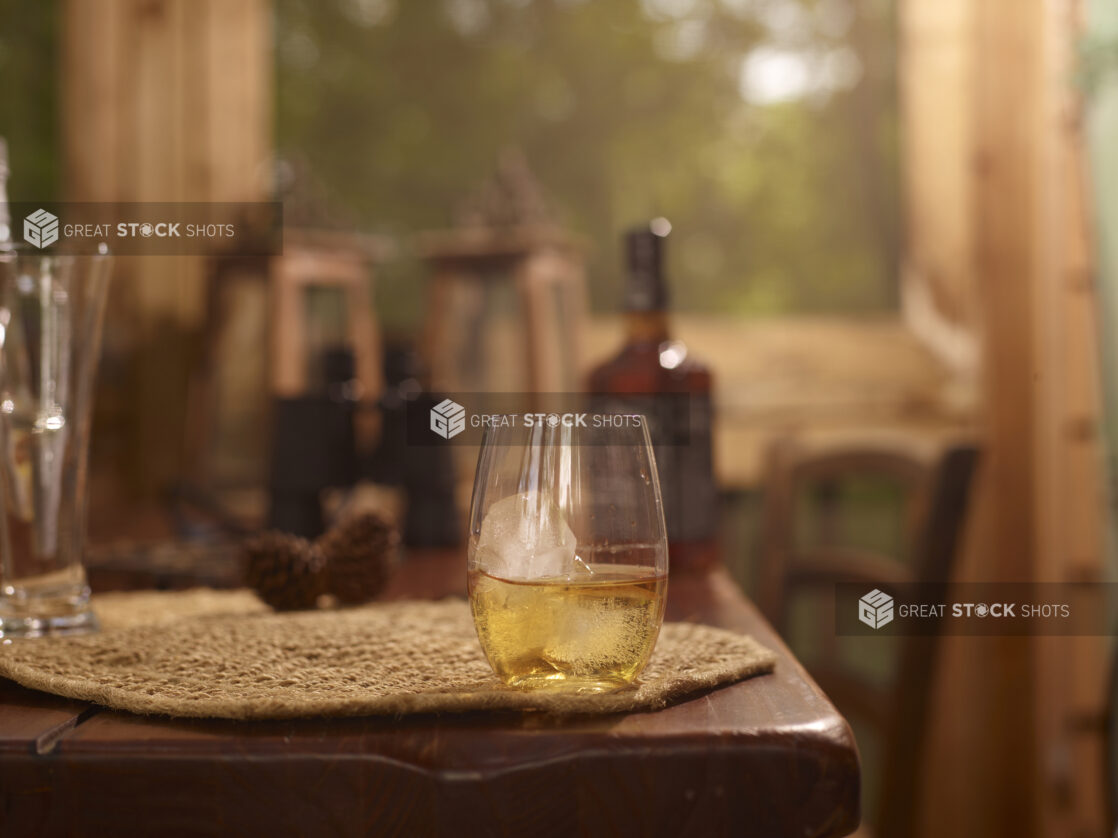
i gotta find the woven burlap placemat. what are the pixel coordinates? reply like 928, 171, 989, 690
0, 589, 776, 719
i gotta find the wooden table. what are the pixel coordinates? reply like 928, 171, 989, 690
0, 550, 860, 837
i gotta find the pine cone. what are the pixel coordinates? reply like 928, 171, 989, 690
317, 511, 400, 605
243, 531, 327, 611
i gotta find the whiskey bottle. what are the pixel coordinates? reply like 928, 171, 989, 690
587, 221, 718, 571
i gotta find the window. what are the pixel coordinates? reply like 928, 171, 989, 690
275, 0, 900, 325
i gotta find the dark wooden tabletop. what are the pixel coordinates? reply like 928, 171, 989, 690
0, 550, 860, 837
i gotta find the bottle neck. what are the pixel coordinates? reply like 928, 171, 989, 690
0, 184, 10, 252
0, 139, 11, 251
625, 309, 671, 344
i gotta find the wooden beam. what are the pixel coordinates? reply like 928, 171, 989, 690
907, 0, 1108, 835
61, 0, 271, 496
1031, 2, 1107, 835
909, 0, 1041, 836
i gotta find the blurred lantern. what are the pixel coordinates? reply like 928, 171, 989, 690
188, 158, 391, 528
416, 149, 587, 404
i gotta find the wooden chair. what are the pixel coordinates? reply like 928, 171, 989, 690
757, 435, 979, 837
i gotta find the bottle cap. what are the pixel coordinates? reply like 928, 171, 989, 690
624, 218, 670, 311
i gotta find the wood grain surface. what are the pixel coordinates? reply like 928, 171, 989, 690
0, 550, 860, 837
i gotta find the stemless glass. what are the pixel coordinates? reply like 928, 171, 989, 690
0, 244, 112, 637
468, 416, 668, 693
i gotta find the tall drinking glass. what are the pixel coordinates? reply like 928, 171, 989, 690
0, 244, 111, 637
468, 416, 668, 693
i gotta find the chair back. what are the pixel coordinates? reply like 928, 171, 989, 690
758, 435, 979, 837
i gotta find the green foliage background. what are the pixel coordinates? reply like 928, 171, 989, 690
0, 0, 60, 203
275, 0, 900, 326
0, 0, 899, 326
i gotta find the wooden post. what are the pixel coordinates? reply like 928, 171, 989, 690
899, 0, 979, 372
904, 0, 1108, 835
62, 0, 271, 496
1031, 2, 1108, 835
